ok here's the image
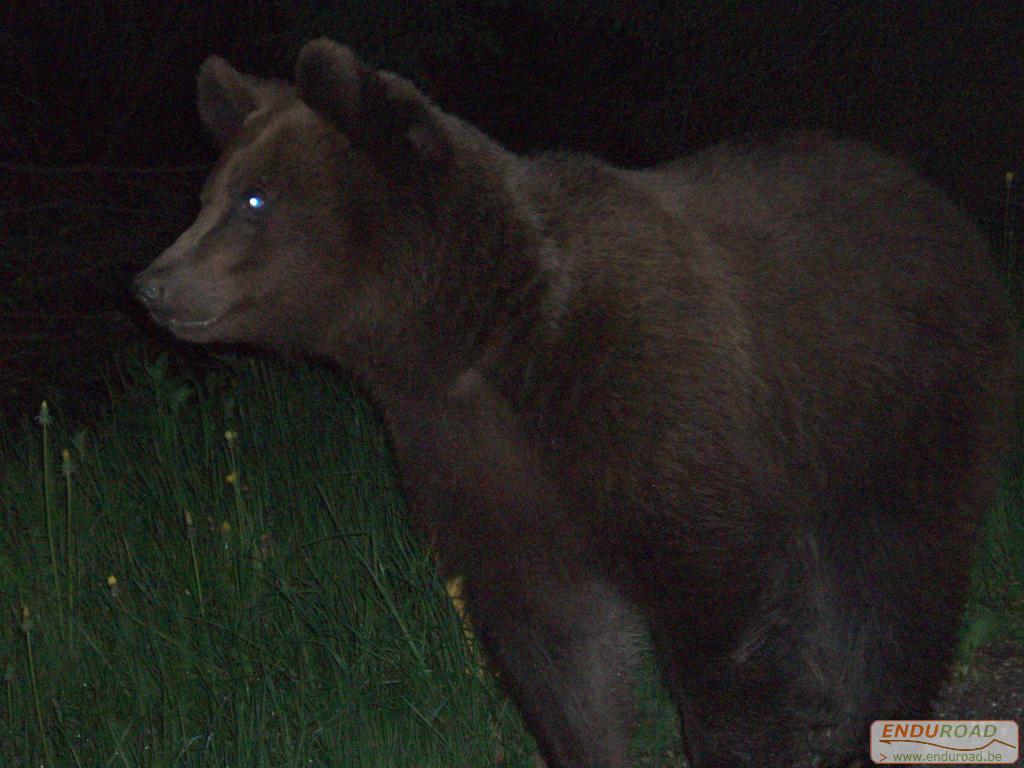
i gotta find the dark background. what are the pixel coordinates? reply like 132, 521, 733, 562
2, 0, 1022, 421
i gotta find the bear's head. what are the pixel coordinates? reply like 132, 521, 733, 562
134, 39, 526, 380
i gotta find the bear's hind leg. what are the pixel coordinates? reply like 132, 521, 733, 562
644, 546, 878, 768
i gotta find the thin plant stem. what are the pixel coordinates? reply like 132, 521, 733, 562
22, 606, 52, 767
184, 510, 205, 618
39, 402, 64, 633
62, 448, 74, 643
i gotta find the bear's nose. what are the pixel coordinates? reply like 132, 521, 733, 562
132, 274, 165, 307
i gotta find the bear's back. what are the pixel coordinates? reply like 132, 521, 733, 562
511, 135, 1015, 520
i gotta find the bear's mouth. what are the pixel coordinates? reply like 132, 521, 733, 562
150, 310, 223, 335
170, 316, 220, 330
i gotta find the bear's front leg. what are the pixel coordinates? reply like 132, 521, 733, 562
467, 557, 640, 768
383, 373, 641, 767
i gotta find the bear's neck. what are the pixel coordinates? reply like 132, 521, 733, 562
342, 184, 560, 405
357, 241, 560, 405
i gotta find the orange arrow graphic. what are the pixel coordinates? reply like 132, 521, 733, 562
878, 738, 1016, 752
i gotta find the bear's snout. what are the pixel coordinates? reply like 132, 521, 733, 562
132, 252, 238, 340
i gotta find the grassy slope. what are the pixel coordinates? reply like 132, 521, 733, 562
0, 352, 1020, 767
0, 355, 534, 767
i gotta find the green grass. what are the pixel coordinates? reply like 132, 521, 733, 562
961, 450, 1024, 655
0, 354, 538, 767
1, 349, 1021, 767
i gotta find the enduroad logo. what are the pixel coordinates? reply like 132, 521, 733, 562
871, 720, 1019, 764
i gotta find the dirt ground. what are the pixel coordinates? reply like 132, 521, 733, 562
932, 639, 1024, 767
935, 640, 1024, 721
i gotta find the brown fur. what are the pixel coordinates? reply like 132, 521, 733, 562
134, 39, 1018, 767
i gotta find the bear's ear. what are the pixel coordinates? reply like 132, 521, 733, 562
294, 39, 364, 132
197, 56, 263, 146
295, 38, 450, 176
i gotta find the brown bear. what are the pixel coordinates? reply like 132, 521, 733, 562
133, 39, 1018, 768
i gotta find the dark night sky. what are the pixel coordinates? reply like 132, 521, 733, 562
1, 0, 1022, 418
6, 3, 1023, 178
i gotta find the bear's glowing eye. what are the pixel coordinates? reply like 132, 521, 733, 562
245, 192, 266, 211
